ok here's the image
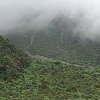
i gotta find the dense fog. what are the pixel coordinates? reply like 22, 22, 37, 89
0, 0, 100, 39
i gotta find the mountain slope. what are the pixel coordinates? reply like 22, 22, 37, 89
0, 35, 30, 79
7, 16, 100, 65
0, 57, 100, 100
0, 35, 100, 99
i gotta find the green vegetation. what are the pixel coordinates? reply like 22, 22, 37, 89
0, 36, 30, 80
0, 57, 100, 100
0, 15, 99, 100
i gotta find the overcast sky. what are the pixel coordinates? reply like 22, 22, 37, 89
0, 0, 100, 39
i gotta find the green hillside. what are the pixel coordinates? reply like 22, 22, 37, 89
0, 35, 30, 80
0, 35, 100, 100
0, 57, 100, 100
3, 16, 100, 99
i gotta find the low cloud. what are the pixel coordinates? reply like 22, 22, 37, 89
0, 0, 100, 39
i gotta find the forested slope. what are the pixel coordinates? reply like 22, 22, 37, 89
0, 35, 30, 79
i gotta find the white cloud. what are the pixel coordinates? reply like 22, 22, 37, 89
0, 0, 100, 39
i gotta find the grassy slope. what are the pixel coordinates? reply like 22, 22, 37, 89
0, 57, 100, 100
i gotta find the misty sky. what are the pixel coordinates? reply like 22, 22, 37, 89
0, 0, 100, 39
